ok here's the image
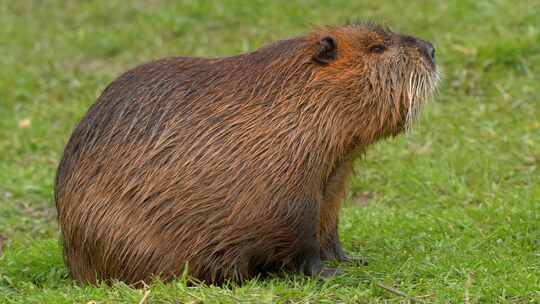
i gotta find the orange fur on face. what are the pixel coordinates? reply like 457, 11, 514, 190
55, 23, 438, 285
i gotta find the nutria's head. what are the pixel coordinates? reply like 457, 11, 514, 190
299, 23, 439, 145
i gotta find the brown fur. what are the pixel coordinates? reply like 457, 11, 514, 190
55, 23, 438, 285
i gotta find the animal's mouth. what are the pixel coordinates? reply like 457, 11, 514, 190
404, 64, 440, 130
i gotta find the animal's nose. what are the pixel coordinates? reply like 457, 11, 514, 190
418, 40, 435, 66
400, 35, 436, 66
425, 42, 435, 61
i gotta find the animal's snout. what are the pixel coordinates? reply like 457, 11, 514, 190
400, 35, 436, 67
418, 40, 436, 67
425, 42, 435, 62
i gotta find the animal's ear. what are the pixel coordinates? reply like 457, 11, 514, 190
313, 36, 337, 64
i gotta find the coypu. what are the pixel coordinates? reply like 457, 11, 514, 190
55, 22, 439, 285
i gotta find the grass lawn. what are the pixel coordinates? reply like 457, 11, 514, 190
1, 0, 539, 303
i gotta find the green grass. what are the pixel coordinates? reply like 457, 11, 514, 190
1, 0, 539, 302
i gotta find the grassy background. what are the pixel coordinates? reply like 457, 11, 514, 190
0, 0, 539, 302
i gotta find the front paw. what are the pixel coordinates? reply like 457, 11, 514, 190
339, 254, 369, 266
319, 267, 341, 278
321, 236, 369, 265
320, 238, 348, 262
294, 251, 322, 276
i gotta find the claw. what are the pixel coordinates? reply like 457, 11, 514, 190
319, 267, 341, 278
296, 253, 322, 276
341, 254, 369, 266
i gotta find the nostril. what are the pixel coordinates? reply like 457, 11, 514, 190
417, 39, 436, 63
423, 42, 435, 63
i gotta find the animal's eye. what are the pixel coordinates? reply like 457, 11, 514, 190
369, 44, 386, 54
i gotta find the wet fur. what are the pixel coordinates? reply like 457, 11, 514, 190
55, 23, 438, 285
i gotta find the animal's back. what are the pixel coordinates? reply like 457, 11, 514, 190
55, 42, 314, 284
